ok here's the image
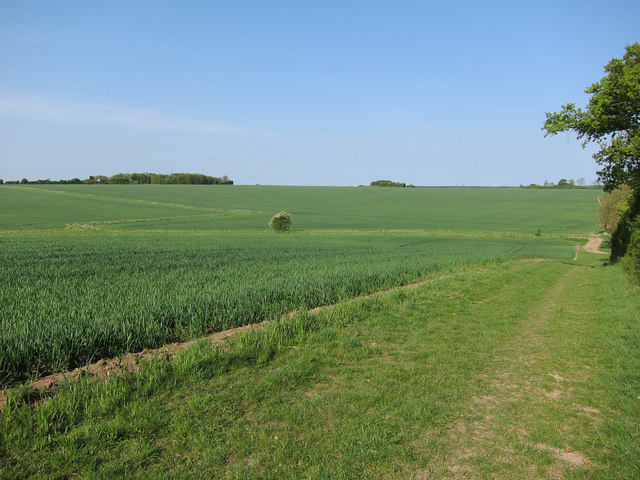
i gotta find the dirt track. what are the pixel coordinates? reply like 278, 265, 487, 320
574, 234, 608, 260
583, 235, 608, 254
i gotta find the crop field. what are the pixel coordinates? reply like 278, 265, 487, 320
0, 185, 599, 386
0, 184, 600, 232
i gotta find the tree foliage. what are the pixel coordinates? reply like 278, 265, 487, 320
544, 44, 640, 277
370, 180, 413, 187
598, 184, 633, 234
269, 211, 293, 232
543, 43, 640, 192
90, 172, 233, 185
3, 173, 233, 185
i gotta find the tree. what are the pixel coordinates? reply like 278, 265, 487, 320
558, 178, 569, 187
544, 44, 640, 273
543, 43, 640, 192
577, 177, 586, 186
598, 184, 633, 234
269, 211, 293, 232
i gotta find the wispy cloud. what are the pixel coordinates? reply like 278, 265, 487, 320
0, 90, 242, 134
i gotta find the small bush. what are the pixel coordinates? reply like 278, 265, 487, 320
269, 211, 293, 232
534, 229, 542, 236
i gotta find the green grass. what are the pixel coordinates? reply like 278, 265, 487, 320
1, 256, 638, 478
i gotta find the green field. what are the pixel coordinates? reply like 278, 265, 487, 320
1, 184, 639, 478
0, 184, 600, 232
0, 185, 597, 386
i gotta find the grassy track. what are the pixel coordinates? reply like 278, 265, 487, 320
2, 253, 638, 478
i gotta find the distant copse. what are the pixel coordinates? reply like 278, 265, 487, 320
102, 172, 232, 185
370, 180, 414, 187
3, 173, 233, 185
519, 178, 598, 189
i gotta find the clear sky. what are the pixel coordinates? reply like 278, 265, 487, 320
1, 1, 638, 186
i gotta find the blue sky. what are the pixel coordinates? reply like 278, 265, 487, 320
1, 1, 638, 186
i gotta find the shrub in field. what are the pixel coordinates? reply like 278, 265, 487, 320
269, 211, 293, 232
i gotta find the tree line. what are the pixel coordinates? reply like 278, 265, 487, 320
0, 173, 233, 185
519, 178, 601, 188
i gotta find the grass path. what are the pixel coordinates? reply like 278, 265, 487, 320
1, 255, 639, 478
417, 254, 639, 479
427, 264, 599, 477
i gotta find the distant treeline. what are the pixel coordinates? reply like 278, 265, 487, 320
519, 178, 601, 189
370, 179, 415, 188
1, 173, 233, 185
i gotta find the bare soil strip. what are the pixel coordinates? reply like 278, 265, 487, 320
574, 233, 608, 260
583, 234, 608, 255
3, 262, 542, 409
